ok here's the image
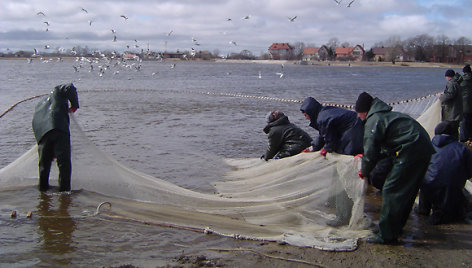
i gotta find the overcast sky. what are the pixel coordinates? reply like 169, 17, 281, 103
1, 0, 471, 56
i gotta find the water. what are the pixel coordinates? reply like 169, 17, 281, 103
0, 59, 446, 266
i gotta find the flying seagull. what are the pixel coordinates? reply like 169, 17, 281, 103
37, 11, 46, 16
120, 14, 128, 20
226, 18, 232, 21
43, 21, 50, 26
241, 15, 250, 20
81, 7, 88, 13
347, 0, 355, 7
167, 30, 173, 36
288, 16, 297, 22
230, 40, 237, 46
333, 0, 342, 5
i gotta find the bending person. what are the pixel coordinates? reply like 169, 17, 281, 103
262, 110, 312, 161
355, 92, 433, 244
32, 83, 79, 192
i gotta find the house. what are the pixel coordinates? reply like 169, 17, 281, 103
335, 45, 365, 61
268, 43, 294, 60
372, 46, 409, 62
302, 45, 330, 62
372, 47, 388, 62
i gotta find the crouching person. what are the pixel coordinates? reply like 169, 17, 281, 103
417, 121, 472, 224
261, 110, 312, 161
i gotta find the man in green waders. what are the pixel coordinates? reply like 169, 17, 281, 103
355, 92, 433, 244
32, 83, 79, 192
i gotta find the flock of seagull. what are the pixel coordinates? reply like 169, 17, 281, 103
27, 0, 356, 79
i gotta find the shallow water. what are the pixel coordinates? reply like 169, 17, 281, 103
0, 59, 447, 266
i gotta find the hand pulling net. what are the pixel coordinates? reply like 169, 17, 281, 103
0, 95, 448, 251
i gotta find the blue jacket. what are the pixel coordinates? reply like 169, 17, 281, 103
422, 134, 472, 190
300, 97, 363, 155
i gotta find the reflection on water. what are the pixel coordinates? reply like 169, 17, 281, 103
37, 191, 77, 266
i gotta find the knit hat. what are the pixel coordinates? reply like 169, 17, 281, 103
434, 121, 458, 137
463, 64, 471, 73
355, 92, 374, 113
445, 69, 455, 77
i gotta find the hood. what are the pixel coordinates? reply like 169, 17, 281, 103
431, 134, 457, 148
365, 97, 392, 120
263, 114, 290, 133
300, 97, 322, 127
463, 72, 472, 81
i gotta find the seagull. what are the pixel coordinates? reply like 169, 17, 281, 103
229, 40, 237, 46
111, 29, 116, 34
73, 66, 78, 72
258, 71, 262, 79
37, 11, 46, 16
347, 0, 355, 7
81, 7, 88, 13
113, 35, 117, 42
241, 15, 250, 20
33, 48, 38, 56
333, 0, 342, 5
120, 14, 128, 20
167, 30, 173, 36
288, 16, 297, 22
88, 20, 93, 26
44, 45, 50, 49
43, 21, 50, 26
226, 18, 232, 21
276, 72, 284, 78
170, 63, 176, 69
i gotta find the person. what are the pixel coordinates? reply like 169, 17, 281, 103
261, 110, 312, 161
300, 97, 364, 156
416, 121, 472, 225
440, 69, 462, 140
32, 83, 79, 192
460, 64, 472, 142
355, 92, 434, 244
300, 97, 364, 227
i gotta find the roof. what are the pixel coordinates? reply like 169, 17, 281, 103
269, 43, 294, 50
372, 47, 388, 55
336, 46, 354, 55
303, 47, 320, 54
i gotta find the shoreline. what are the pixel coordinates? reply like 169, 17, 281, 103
1, 56, 466, 69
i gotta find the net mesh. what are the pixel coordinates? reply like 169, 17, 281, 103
0, 96, 455, 251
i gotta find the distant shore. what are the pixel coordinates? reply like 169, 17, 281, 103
1, 56, 466, 69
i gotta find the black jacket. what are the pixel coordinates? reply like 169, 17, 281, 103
263, 115, 312, 160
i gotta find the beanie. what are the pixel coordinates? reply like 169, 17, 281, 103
463, 64, 471, 73
445, 69, 455, 77
355, 92, 374, 113
434, 121, 458, 137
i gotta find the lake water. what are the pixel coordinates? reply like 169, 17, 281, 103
0, 59, 447, 267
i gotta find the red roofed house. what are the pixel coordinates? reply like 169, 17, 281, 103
335, 45, 365, 61
302, 45, 330, 62
268, 43, 294, 60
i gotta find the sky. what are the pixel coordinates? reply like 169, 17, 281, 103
1, 0, 471, 56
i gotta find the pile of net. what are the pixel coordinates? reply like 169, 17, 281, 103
2, 97, 462, 251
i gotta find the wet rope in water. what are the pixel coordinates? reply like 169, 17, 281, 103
0, 89, 440, 119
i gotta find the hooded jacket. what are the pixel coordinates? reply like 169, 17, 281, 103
263, 115, 312, 160
32, 83, 79, 143
300, 97, 363, 155
440, 73, 463, 121
461, 72, 472, 114
422, 134, 472, 189
361, 97, 434, 177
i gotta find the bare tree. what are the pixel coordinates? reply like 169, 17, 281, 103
454, 36, 472, 63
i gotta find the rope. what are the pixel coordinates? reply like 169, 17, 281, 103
0, 89, 440, 119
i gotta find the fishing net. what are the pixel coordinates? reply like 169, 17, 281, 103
0, 95, 451, 251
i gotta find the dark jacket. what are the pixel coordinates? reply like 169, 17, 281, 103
422, 134, 472, 190
361, 98, 434, 177
263, 115, 312, 161
300, 97, 363, 155
32, 83, 79, 143
461, 72, 472, 114
440, 73, 463, 121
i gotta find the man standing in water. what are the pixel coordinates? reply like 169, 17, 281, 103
32, 83, 79, 191
355, 92, 433, 244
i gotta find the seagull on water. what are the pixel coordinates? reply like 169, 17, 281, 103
276, 72, 284, 78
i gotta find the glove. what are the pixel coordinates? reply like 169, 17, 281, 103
320, 148, 327, 157
69, 107, 77, 113
358, 170, 364, 179
354, 154, 363, 159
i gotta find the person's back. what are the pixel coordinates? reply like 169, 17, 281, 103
440, 69, 463, 127
461, 65, 472, 142
419, 121, 472, 224
262, 110, 312, 161
300, 97, 363, 156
